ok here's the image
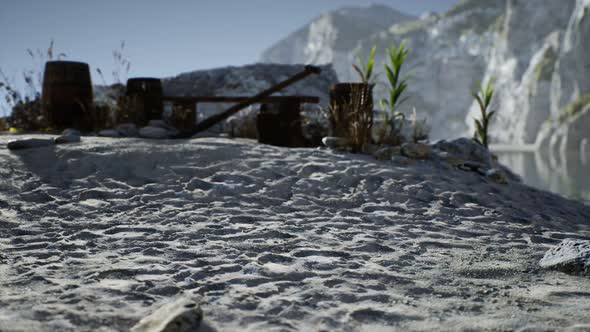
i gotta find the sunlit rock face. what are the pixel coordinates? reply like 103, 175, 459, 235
260, 0, 506, 140
539, 0, 590, 158
259, 0, 590, 147
467, 0, 576, 145
260, 4, 415, 77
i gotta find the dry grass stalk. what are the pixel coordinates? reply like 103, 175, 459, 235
329, 84, 373, 153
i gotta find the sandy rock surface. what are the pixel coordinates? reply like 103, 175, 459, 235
0, 135, 589, 331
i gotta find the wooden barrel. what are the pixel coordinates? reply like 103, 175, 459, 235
256, 97, 305, 147
169, 101, 197, 133
125, 77, 163, 125
329, 83, 373, 138
41, 61, 94, 131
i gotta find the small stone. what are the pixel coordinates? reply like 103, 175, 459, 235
433, 138, 494, 166
116, 123, 139, 137
7, 138, 55, 150
61, 128, 81, 137
148, 120, 175, 130
139, 126, 170, 139
401, 142, 431, 159
486, 168, 508, 184
130, 296, 203, 332
98, 129, 121, 137
539, 239, 590, 276
459, 161, 487, 173
54, 134, 81, 144
322, 136, 349, 150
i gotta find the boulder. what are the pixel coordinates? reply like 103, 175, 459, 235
55, 128, 82, 144
61, 128, 82, 137
7, 138, 55, 150
130, 296, 203, 332
401, 142, 431, 159
539, 239, 590, 276
433, 138, 494, 166
115, 123, 139, 137
139, 126, 170, 139
54, 134, 81, 144
148, 120, 175, 130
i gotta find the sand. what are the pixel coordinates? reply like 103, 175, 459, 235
0, 135, 589, 331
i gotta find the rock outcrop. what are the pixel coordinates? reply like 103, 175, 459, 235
466, 0, 578, 145
260, 0, 590, 149
260, 0, 506, 140
259, 4, 414, 76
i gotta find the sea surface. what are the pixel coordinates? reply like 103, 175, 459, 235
496, 150, 590, 205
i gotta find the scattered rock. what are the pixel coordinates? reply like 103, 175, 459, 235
130, 296, 203, 332
486, 168, 508, 184
322, 137, 349, 150
433, 138, 493, 166
7, 138, 55, 150
148, 120, 174, 130
439, 153, 465, 168
116, 123, 139, 137
54, 128, 82, 144
61, 128, 81, 137
98, 129, 121, 137
458, 161, 487, 173
373, 146, 401, 161
139, 126, 170, 139
54, 134, 81, 144
539, 239, 590, 276
401, 142, 431, 159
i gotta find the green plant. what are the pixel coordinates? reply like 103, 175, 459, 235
472, 78, 495, 148
352, 45, 377, 85
379, 40, 411, 146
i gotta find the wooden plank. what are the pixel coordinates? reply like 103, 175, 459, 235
163, 95, 320, 104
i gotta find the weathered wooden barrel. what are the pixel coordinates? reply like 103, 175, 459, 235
328, 83, 373, 138
125, 77, 163, 125
256, 97, 305, 147
169, 101, 197, 133
41, 61, 93, 131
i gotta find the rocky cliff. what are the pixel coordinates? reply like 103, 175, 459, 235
260, 0, 590, 150
260, 0, 507, 140
260, 4, 415, 80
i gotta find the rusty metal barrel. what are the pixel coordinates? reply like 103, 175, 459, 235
41, 61, 94, 131
125, 77, 163, 125
329, 83, 373, 138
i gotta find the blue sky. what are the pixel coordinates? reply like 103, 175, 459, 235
0, 0, 456, 94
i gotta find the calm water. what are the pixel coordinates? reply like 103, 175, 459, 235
496, 150, 590, 205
